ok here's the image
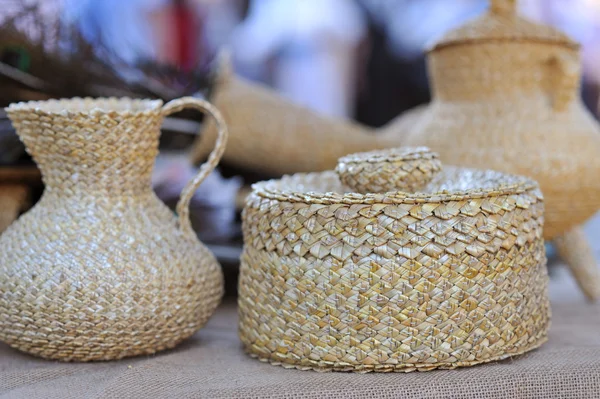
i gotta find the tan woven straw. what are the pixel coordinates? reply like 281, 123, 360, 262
397, 0, 595, 239
429, 0, 576, 51
385, 0, 600, 300
336, 147, 441, 194
195, 0, 600, 300
239, 147, 549, 372
191, 53, 387, 176
0, 96, 228, 361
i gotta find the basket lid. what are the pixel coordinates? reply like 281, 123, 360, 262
250, 146, 540, 205
429, 0, 578, 52
336, 147, 442, 194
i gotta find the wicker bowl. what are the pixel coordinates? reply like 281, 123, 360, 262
239, 147, 549, 372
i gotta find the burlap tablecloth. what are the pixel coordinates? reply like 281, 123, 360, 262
1, 268, 599, 399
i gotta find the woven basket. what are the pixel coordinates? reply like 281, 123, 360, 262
194, 1, 600, 300
239, 147, 549, 372
388, 0, 600, 240
0, 97, 228, 361
385, 0, 600, 300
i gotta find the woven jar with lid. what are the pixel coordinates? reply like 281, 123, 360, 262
386, 0, 600, 300
239, 147, 549, 372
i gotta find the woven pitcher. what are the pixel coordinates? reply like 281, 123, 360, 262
0, 97, 228, 361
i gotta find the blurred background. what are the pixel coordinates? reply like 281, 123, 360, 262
2, 0, 600, 293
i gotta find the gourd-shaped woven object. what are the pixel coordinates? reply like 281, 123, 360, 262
391, 0, 600, 300
239, 147, 549, 372
0, 97, 228, 361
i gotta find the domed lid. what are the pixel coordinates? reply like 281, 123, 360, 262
251, 147, 539, 205
336, 147, 442, 194
429, 0, 578, 52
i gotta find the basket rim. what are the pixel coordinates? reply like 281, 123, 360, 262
5, 97, 164, 117
251, 170, 540, 205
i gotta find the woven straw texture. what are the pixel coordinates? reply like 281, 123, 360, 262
2, 286, 600, 399
192, 57, 434, 177
239, 161, 549, 372
194, 2, 600, 243
0, 97, 228, 362
396, 42, 600, 240
554, 228, 600, 300
384, 0, 600, 300
336, 147, 442, 194
191, 55, 387, 176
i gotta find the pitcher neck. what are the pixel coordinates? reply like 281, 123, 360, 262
427, 43, 581, 104
27, 120, 162, 196
40, 149, 158, 196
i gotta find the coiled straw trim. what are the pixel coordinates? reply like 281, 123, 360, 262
6, 97, 164, 116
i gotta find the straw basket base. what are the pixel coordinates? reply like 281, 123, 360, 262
244, 335, 548, 373
554, 226, 600, 301
2, 328, 201, 362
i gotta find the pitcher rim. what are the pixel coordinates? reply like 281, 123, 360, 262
5, 97, 164, 117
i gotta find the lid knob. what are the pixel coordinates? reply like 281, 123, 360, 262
336, 147, 442, 194
491, 0, 517, 16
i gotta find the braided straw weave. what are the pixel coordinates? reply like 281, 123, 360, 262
383, 0, 600, 300
392, 0, 598, 240
336, 147, 442, 194
195, 1, 600, 245
239, 148, 549, 372
0, 97, 228, 361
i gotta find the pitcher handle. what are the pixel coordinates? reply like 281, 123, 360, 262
548, 52, 579, 112
161, 97, 229, 237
